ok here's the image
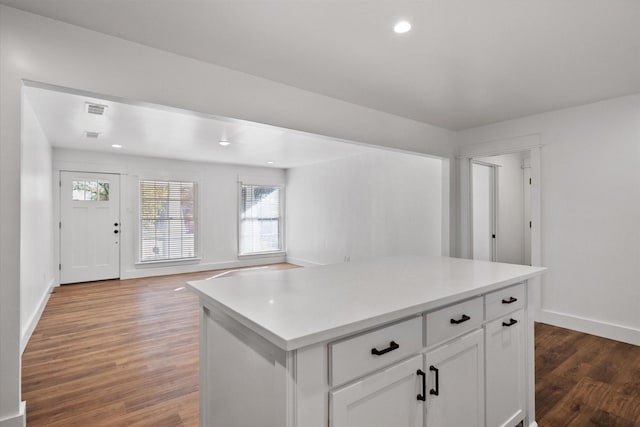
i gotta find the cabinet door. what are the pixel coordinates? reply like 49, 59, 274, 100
486, 309, 525, 427
425, 329, 484, 427
330, 355, 423, 427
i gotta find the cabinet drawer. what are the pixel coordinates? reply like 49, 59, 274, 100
329, 316, 422, 388
485, 283, 525, 321
425, 297, 483, 347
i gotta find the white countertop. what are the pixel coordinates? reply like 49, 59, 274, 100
187, 256, 545, 351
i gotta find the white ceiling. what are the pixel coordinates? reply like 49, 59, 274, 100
5, 0, 640, 130
24, 85, 377, 168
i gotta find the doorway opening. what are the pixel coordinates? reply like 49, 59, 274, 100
470, 152, 532, 265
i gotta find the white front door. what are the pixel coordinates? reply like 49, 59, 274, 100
60, 171, 120, 284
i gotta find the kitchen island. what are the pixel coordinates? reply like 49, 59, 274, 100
187, 256, 545, 427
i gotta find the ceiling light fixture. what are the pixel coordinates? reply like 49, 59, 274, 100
267, 161, 274, 165
393, 21, 411, 34
111, 144, 122, 148
219, 140, 230, 146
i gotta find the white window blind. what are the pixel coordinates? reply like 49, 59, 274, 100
240, 184, 282, 255
139, 180, 196, 262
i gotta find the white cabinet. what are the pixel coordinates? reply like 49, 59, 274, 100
485, 309, 526, 427
330, 355, 424, 427
425, 329, 484, 427
191, 266, 543, 427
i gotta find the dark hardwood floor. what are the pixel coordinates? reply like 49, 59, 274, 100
535, 322, 640, 426
22, 267, 640, 426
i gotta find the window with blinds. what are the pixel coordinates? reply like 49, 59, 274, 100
139, 180, 197, 262
239, 184, 283, 255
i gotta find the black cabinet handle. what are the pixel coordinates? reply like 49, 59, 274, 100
502, 296, 518, 304
429, 365, 439, 396
502, 318, 518, 327
450, 314, 470, 325
416, 369, 426, 401
113, 230, 119, 234
114, 222, 119, 227
371, 341, 399, 356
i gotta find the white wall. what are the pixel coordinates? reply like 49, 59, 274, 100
458, 93, 640, 345
475, 153, 525, 265
0, 6, 456, 424
20, 96, 56, 353
286, 150, 443, 266
53, 149, 286, 280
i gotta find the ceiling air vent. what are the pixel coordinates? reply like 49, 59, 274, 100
84, 131, 101, 139
85, 102, 108, 116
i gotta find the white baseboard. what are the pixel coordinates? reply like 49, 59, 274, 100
538, 309, 640, 346
21, 278, 56, 354
120, 256, 287, 280
284, 256, 325, 267
0, 401, 25, 427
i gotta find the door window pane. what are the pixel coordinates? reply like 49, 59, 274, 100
98, 181, 110, 201
72, 179, 110, 201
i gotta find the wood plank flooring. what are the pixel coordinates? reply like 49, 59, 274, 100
22, 264, 298, 426
535, 322, 640, 426
23, 268, 640, 426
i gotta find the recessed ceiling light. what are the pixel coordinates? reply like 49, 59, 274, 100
393, 21, 411, 34
219, 140, 230, 146
111, 144, 122, 148
267, 161, 274, 165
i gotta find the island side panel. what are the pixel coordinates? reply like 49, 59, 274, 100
525, 280, 537, 427
200, 303, 292, 427
295, 343, 329, 427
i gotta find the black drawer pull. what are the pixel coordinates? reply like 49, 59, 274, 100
502, 318, 518, 327
371, 341, 399, 356
416, 369, 426, 401
502, 296, 518, 304
429, 365, 439, 396
450, 314, 470, 325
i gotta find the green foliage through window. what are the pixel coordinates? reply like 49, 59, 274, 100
72, 179, 109, 201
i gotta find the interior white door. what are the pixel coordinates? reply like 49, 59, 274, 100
471, 162, 496, 261
523, 167, 532, 265
60, 171, 120, 284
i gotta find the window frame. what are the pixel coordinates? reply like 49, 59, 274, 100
237, 182, 285, 257
137, 178, 200, 264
